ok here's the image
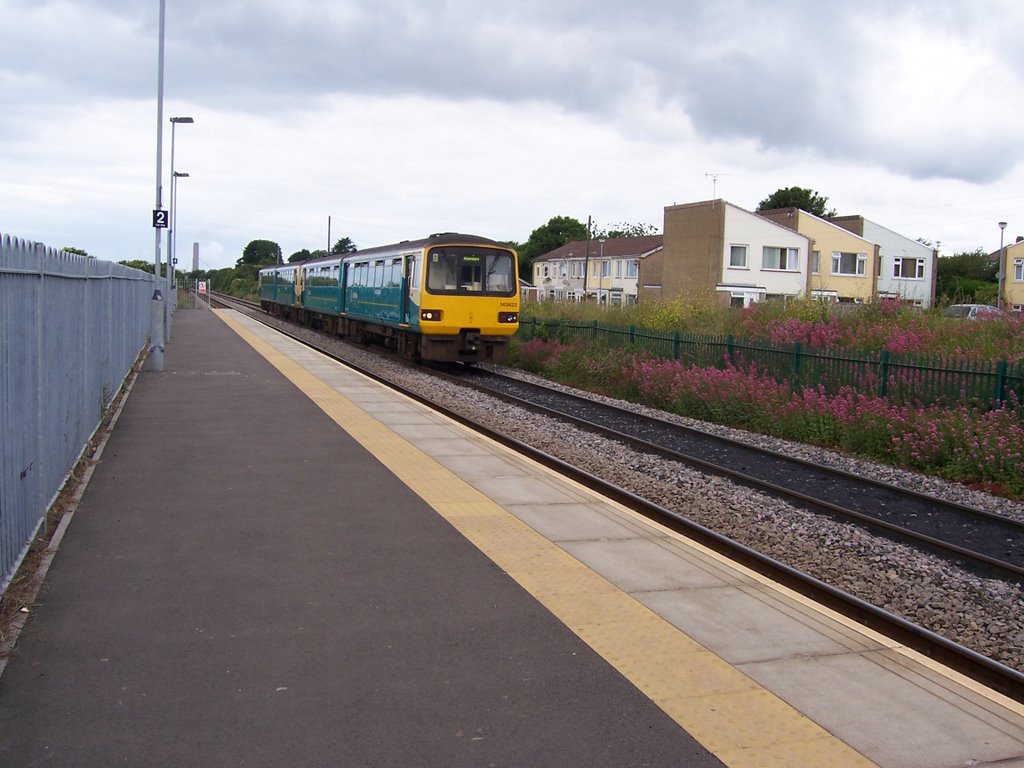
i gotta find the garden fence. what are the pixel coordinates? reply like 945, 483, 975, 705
518, 317, 1024, 410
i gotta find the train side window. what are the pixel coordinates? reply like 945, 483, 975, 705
409, 256, 420, 289
387, 258, 401, 288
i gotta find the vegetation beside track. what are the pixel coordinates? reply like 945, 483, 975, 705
510, 298, 1024, 500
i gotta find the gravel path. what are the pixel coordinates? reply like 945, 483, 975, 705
249, 309, 1024, 673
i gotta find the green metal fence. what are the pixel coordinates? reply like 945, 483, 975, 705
517, 317, 1024, 410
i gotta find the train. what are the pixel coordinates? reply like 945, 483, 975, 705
258, 233, 520, 363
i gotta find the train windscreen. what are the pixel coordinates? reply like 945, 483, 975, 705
425, 246, 516, 296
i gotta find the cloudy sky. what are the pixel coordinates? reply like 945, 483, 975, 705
2, 0, 1022, 271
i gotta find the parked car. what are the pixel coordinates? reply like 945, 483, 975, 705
942, 303, 1003, 319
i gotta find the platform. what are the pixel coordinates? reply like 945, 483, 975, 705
1, 306, 1023, 768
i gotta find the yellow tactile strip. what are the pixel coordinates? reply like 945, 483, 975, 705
217, 311, 878, 767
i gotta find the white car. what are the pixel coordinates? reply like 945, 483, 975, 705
942, 303, 1003, 319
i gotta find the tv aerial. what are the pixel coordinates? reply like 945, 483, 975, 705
705, 172, 731, 199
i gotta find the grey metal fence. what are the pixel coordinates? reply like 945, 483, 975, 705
1, 233, 153, 595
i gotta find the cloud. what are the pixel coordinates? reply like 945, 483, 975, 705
3, 0, 1023, 268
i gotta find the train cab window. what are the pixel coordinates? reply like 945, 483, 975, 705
426, 247, 516, 296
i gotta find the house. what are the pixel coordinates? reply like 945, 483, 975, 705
531, 235, 663, 305
1001, 236, 1024, 313
829, 215, 937, 308
758, 207, 880, 303
641, 199, 811, 307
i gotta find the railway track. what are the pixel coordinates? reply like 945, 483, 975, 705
444, 366, 1024, 583
210, 295, 1024, 701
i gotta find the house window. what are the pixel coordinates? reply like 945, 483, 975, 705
1015, 258, 1023, 281
615, 260, 623, 278
893, 257, 925, 279
730, 245, 748, 268
832, 251, 867, 276
626, 260, 638, 278
763, 246, 798, 270
601, 261, 611, 278
811, 251, 820, 274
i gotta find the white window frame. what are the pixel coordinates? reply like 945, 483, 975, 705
729, 244, 748, 268
1014, 258, 1023, 281
832, 251, 867, 276
893, 257, 925, 279
762, 246, 798, 271
626, 260, 638, 279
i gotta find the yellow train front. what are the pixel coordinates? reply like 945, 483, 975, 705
410, 234, 520, 362
267, 233, 519, 363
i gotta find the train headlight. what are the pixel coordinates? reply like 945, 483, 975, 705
420, 309, 443, 321
498, 312, 519, 323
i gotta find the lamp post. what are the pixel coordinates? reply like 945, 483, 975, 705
171, 170, 189, 284
599, 237, 607, 304
998, 221, 1007, 310
165, 116, 193, 340
150, 0, 167, 371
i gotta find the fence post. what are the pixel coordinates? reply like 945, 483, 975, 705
878, 351, 890, 398
995, 359, 1007, 408
629, 325, 635, 344
673, 331, 681, 360
792, 342, 802, 385
726, 334, 734, 363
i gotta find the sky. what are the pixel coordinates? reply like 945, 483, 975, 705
2, 0, 1023, 272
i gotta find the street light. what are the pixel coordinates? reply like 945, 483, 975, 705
171, 170, 189, 282
165, 116, 194, 340
599, 237, 607, 304
998, 221, 1007, 310
151, 0, 168, 371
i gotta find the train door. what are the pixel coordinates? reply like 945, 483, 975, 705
295, 264, 306, 306
400, 255, 411, 324
339, 261, 350, 313
404, 253, 420, 325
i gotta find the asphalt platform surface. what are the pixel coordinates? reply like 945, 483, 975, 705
0, 307, 720, 767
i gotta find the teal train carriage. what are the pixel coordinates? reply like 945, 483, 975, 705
257, 264, 298, 308
257, 233, 520, 363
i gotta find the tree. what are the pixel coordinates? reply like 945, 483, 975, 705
592, 222, 659, 239
237, 239, 282, 268
332, 237, 357, 254
757, 187, 835, 217
63, 246, 88, 256
117, 259, 154, 274
936, 248, 997, 304
288, 249, 313, 263
517, 216, 589, 274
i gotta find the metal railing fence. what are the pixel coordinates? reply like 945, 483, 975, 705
1, 233, 153, 595
517, 317, 1024, 410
